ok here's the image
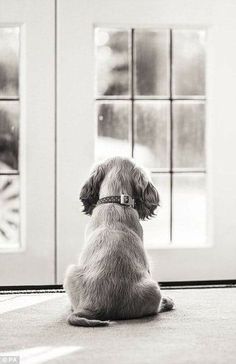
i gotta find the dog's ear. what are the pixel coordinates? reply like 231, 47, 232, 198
80, 164, 105, 215
132, 167, 159, 220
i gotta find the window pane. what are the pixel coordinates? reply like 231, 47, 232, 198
95, 28, 130, 97
0, 101, 19, 172
134, 101, 170, 170
141, 173, 170, 247
172, 30, 206, 97
95, 101, 131, 160
0, 175, 20, 248
173, 101, 205, 170
172, 173, 206, 245
0, 27, 19, 98
134, 29, 170, 97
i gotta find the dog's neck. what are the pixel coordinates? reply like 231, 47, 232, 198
99, 188, 132, 199
97, 194, 135, 209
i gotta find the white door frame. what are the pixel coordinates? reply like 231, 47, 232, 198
57, 0, 236, 282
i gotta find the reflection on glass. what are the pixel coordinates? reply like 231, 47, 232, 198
95, 101, 131, 160
141, 173, 170, 247
0, 101, 19, 172
173, 30, 206, 97
134, 101, 170, 169
95, 28, 130, 97
134, 29, 170, 97
0, 175, 20, 246
0, 27, 19, 98
172, 173, 206, 245
173, 101, 205, 170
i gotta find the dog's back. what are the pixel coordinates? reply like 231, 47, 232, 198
77, 213, 149, 316
65, 204, 153, 322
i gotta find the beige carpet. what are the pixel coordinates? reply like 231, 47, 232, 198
0, 288, 236, 364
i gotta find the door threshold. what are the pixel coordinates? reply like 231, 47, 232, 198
0, 280, 236, 294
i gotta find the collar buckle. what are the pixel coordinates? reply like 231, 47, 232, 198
120, 194, 134, 208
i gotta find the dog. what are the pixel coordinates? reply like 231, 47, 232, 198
64, 157, 174, 326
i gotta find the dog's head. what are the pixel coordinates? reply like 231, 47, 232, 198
80, 157, 159, 220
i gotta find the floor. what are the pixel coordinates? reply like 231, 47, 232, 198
0, 288, 236, 364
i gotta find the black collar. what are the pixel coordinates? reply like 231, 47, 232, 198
97, 194, 135, 208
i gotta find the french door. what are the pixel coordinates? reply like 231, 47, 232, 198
0, 0, 55, 285
1, 0, 236, 286
57, 0, 236, 282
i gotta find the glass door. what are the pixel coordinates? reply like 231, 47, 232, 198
94, 27, 206, 248
57, 0, 236, 282
0, 0, 55, 286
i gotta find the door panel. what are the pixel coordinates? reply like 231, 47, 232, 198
57, 0, 236, 282
0, 0, 55, 285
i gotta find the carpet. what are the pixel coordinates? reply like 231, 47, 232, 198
0, 288, 236, 364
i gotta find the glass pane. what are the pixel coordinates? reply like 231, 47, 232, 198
141, 173, 170, 247
172, 173, 206, 245
95, 28, 130, 97
0, 27, 19, 98
0, 101, 19, 172
134, 101, 170, 170
134, 29, 170, 97
0, 175, 20, 247
172, 30, 206, 97
173, 101, 205, 170
95, 101, 131, 160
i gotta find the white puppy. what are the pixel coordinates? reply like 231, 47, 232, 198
64, 157, 174, 326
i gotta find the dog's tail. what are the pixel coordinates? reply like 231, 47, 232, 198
68, 312, 110, 327
158, 296, 175, 313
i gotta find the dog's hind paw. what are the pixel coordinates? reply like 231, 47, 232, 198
158, 296, 175, 313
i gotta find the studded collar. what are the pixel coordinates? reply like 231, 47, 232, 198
97, 194, 135, 208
